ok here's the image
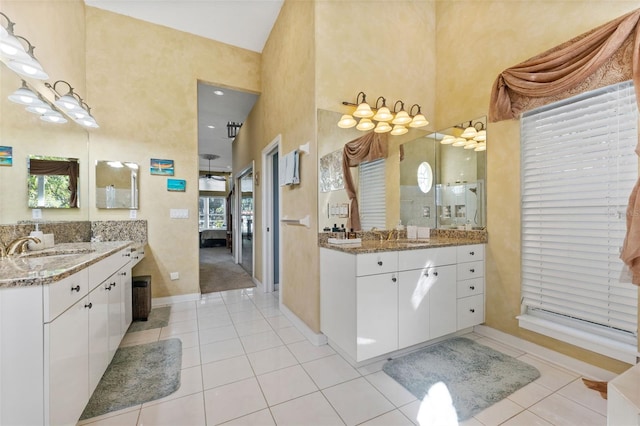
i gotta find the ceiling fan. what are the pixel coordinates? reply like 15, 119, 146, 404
200, 154, 226, 181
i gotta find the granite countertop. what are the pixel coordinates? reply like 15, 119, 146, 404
319, 237, 486, 254
0, 241, 136, 288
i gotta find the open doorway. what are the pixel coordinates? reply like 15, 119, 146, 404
235, 165, 254, 276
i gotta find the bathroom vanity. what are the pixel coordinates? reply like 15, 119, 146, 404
0, 241, 145, 426
320, 235, 486, 363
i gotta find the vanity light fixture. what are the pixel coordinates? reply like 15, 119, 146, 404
0, 12, 48, 80
8, 80, 67, 124
8, 80, 43, 105
440, 135, 456, 145
439, 119, 487, 151
45, 80, 99, 128
338, 92, 430, 135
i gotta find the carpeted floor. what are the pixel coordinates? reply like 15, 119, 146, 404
382, 336, 540, 422
199, 246, 256, 294
80, 338, 182, 420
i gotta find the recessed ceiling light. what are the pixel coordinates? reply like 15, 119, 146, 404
213, 90, 224, 96
207, 125, 215, 129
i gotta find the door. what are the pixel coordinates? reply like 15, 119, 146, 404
262, 136, 281, 293
236, 166, 254, 276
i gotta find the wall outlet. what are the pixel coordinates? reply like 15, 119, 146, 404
170, 272, 179, 280
170, 209, 189, 219
129, 209, 137, 219
32, 209, 42, 219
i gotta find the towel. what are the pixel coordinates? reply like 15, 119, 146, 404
280, 150, 300, 186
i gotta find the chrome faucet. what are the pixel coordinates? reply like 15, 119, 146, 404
0, 236, 41, 258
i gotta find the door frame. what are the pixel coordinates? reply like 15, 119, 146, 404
261, 135, 281, 294
235, 162, 255, 278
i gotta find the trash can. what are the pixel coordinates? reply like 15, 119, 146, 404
132, 275, 152, 321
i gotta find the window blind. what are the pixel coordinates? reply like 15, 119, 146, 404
520, 80, 639, 352
359, 158, 386, 230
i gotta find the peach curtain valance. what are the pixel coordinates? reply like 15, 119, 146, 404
342, 132, 388, 231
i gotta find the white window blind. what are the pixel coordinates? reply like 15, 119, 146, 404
359, 158, 386, 230
520, 80, 639, 361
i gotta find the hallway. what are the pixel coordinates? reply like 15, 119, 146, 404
199, 247, 255, 294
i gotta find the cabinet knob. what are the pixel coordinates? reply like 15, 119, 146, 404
391, 277, 397, 283
84, 302, 93, 309
71, 285, 80, 292
470, 308, 475, 313
469, 251, 475, 256
433, 271, 438, 277
377, 261, 383, 266
470, 268, 475, 273
105, 284, 112, 291
111, 282, 117, 288
124, 252, 131, 257
470, 285, 475, 290
120, 271, 127, 276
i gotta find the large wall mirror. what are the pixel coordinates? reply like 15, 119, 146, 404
28, 155, 80, 208
95, 160, 139, 209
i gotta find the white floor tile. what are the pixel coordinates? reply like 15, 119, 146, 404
182, 345, 202, 368
507, 380, 555, 408
230, 309, 265, 324
225, 299, 257, 314
270, 392, 345, 426
257, 306, 282, 318
168, 308, 198, 324
141, 365, 203, 407
473, 397, 525, 425
364, 371, 417, 407
287, 340, 335, 363
357, 359, 386, 376
200, 338, 245, 364
220, 408, 275, 425
302, 354, 361, 389
168, 301, 198, 313
202, 355, 255, 389
322, 377, 395, 426
240, 330, 284, 353
556, 378, 608, 416
501, 410, 553, 426
359, 409, 414, 426
257, 365, 319, 406
138, 393, 206, 426
265, 315, 293, 330
518, 355, 579, 392
398, 400, 421, 425
199, 324, 238, 345
159, 319, 199, 338
474, 336, 526, 358
161, 330, 200, 349
78, 405, 141, 425
246, 345, 299, 375
234, 318, 273, 337
120, 329, 160, 347
203, 377, 267, 425
529, 393, 606, 426
275, 326, 305, 344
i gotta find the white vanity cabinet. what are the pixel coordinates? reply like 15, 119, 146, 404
0, 245, 135, 426
321, 243, 485, 363
456, 244, 485, 329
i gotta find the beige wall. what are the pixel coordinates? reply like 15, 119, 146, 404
85, 7, 261, 299
435, 0, 639, 373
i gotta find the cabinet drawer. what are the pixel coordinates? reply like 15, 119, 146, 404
356, 252, 398, 276
398, 246, 456, 271
131, 247, 145, 267
457, 294, 484, 329
87, 249, 130, 289
457, 278, 484, 299
456, 244, 484, 263
43, 269, 89, 323
457, 260, 484, 281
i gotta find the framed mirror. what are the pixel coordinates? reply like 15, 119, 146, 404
95, 160, 139, 209
27, 155, 80, 208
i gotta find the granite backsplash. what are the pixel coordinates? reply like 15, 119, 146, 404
2, 220, 147, 245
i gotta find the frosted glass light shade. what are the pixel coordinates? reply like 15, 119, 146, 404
440, 135, 456, 145
374, 121, 392, 133
40, 111, 67, 124
409, 114, 429, 128
474, 142, 486, 151
55, 94, 82, 111
464, 141, 478, 149
452, 138, 467, 147
356, 118, 375, 131
0, 35, 27, 59
25, 104, 51, 115
8, 86, 43, 105
337, 114, 357, 128
390, 125, 408, 136
392, 110, 411, 125
474, 130, 486, 142
373, 107, 393, 122
353, 102, 374, 118
7, 56, 48, 80
461, 126, 478, 139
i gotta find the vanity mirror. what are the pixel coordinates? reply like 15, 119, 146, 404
27, 155, 80, 208
95, 160, 139, 209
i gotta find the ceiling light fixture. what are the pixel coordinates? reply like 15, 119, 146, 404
200, 153, 226, 181
213, 90, 224, 96
0, 12, 48, 80
45, 80, 99, 128
207, 125, 215, 129
227, 121, 242, 139
338, 92, 429, 135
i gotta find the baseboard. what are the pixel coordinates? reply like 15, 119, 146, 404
152, 293, 200, 307
473, 325, 618, 381
279, 303, 328, 346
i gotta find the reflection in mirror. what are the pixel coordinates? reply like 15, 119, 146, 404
95, 160, 139, 209
28, 155, 79, 208
400, 136, 437, 228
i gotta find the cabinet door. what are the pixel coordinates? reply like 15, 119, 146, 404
88, 282, 110, 394
356, 273, 398, 361
428, 265, 457, 339
46, 296, 89, 426
119, 265, 133, 336
107, 275, 122, 360
398, 268, 431, 348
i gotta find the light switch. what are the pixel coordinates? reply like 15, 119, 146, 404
32, 209, 42, 219
170, 209, 189, 219
130, 210, 137, 219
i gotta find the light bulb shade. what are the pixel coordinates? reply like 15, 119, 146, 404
374, 121, 392, 133
71, 108, 90, 120
390, 125, 408, 136
464, 141, 478, 149
8, 86, 43, 106
353, 102, 373, 118
0, 35, 27, 59
40, 111, 67, 124
474, 143, 486, 152
25, 104, 52, 115
409, 114, 429, 128
356, 118, 375, 131
474, 130, 486, 142
452, 137, 467, 147
55, 94, 81, 111
337, 114, 357, 128
461, 126, 478, 139
7, 56, 48, 80
392, 110, 411, 125
373, 106, 393, 122
77, 115, 99, 128
440, 135, 456, 145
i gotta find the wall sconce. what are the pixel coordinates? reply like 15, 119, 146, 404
227, 121, 242, 139
441, 120, 486, 152
45, 80, 99, 128
8, 80, 67, 124
0, 12, 48, 80
338, 92, 429, 135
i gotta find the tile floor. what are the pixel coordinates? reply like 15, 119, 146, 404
78, 288, 611, 426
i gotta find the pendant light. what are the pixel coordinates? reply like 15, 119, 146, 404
409, 104, 429, 128
373, 97, 393, 122
337, 114, 357, 128
374, 121, 392, 133
390, 125, 408, 136
8, 81, 44, 106
356, 118, 375, 131
392, 101, 412, 125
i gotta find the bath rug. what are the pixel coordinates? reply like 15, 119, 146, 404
80, 338, 182, 420
382, 336, 540, 421
127, 306, 171, 333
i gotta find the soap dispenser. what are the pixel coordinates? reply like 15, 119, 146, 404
28, 223, 45, 251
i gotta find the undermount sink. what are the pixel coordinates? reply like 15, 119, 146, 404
21, 247, 96, 258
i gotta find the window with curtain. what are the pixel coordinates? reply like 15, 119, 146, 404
199, 196, 226, 230
519, 80, 639, 363
359, 158, 386, 231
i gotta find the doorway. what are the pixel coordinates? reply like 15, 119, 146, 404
236, 165, 254, 276
262, 136, 281, 293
